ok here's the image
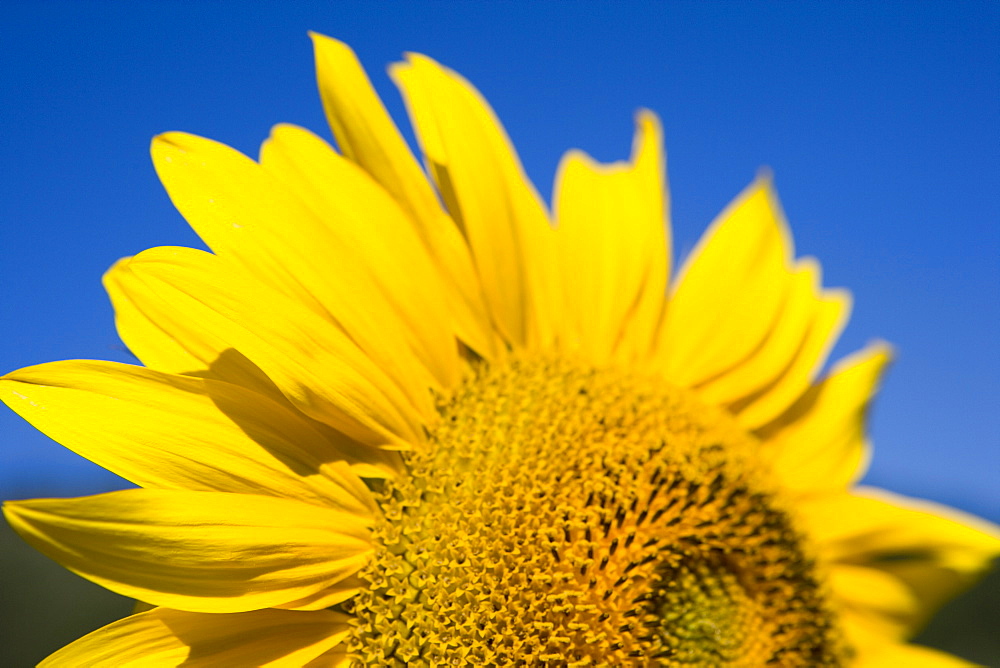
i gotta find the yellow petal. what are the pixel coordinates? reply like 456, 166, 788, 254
0, 360, 377, 515
853, 642, 976, 668
122, 246, 426, 448
655, 176, 792, 386
40, 608, 350, 667
259, 123, 467, 382
802, 488, 1000, 635
840, 611, 977, 666
554, 111, 669, 365
108, 252, 406, 477
828, 564, 920, 640
391, 52, 560, 349
760, 343, 892, 492
658, 179, 850, 428
106, 257, 240, 378
310, 32, 446, 244
303, 646, 351, 668
104, 256, 277, 395
4, 489, 373, 613
310, 33, 498, 359
150, 130, 441, 412
275, 575, 365, 611
699, 258, 851, 429
133, 600, 156, 614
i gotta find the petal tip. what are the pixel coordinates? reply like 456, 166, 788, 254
309, 31, 346, 50
755, 165, 775, 186
867, 339, 896, 365
633, 109, 663, 144
151, 131, 187, 150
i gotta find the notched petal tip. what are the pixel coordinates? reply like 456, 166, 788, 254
554, 111, 664, 182
399, 51, 437, 70
631, 109, 664, 158
555, 148, 624, 180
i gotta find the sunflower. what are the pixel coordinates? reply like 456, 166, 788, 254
3, 33, 998, 667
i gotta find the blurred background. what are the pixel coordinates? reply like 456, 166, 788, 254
1, 1, 997, 665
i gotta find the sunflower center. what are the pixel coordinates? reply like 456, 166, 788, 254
345, 356, 845, 666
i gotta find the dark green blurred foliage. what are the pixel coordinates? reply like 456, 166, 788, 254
1, 516, 997, 666
0, 519, 131, 666
913, 566, 1000, 664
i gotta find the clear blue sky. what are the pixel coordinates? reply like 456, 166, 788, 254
1, 1, 997, 522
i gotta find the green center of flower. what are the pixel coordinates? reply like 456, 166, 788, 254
345, 356, 846, 666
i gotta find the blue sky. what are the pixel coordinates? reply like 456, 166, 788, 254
1, 1, 997, 522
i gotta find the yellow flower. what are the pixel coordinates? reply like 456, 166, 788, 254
2, 33, 997, 667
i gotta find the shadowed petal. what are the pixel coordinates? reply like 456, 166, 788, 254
803, 488, 1000, 637
1, 360, 379, 514
260, 124, 463, 385
151, 131, 444, 412
122, 246, 427, 448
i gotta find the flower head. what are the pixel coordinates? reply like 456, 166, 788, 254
3, 34, 998, 667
